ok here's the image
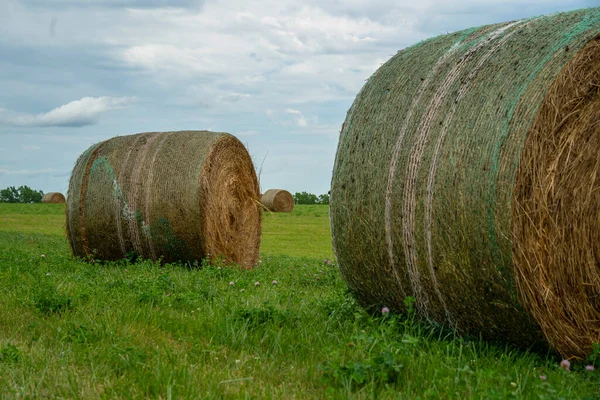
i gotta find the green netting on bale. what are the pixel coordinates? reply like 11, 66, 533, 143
330, 7, 600, 358
67, 131, 261, 268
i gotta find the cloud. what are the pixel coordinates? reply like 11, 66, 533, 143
0, 168, 62, 176
271, 108, 337, 134
21, 0, 204, 9
0, 96, 135, 127
285, 108, 308, 127
109, 3, 408, 109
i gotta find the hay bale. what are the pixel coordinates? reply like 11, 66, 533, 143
66, 130, 261, 268
330, 7, 600, 358
42, 192, 66, 204
260, 189, 294, 212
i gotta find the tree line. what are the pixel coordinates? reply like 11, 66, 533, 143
0, 186, 44, 203
293, 191, 329, 205
1, 186, 330, 205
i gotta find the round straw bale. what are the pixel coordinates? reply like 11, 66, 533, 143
66, 131, 261, 268
330, 7, 600, 358
42, 192, 66, 204
260, 189, 294, 212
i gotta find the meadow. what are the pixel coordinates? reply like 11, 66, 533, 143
0, 203, 599, 399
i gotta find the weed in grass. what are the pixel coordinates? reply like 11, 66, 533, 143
108, 343, 149, 377
63, 321, 102, 344
32, 282, 73, 315
320, 288, 361, 322
234, 302, 291, 328
587, 343, 600, 367
125, 250, 138, 264
0, 343, 20, 363
320, 314, 417, 393
322, 349, 405, 389
170, 291, 201, 310
132, 272, 176, 305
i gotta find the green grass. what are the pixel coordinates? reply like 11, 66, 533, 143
0, 203, 66, 235
261, 204, 333, 259
0, 203, 599, 398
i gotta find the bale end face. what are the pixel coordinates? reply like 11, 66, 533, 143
260, 189, 294, 212
42, 192, 66, 204
200, 135, 262, 268
512, 36, 600, 358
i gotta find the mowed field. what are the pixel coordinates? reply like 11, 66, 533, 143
0, 204, 599, 399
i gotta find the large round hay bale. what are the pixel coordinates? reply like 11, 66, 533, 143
330, 7, 600, 358
42, 192, 66, 204
66, 130, 261, 268
260, 189, 294, 212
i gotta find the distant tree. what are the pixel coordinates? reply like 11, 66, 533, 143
19, 186, 44, 203
293, 191, 330, 205
293, 191, 319, 205
0, 186, 19, 203
317, 193, 330, 205
0, 186, 44, 203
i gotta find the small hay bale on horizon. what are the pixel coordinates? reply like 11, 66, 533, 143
260, 189, 294, 212
42, 192, 66, 204
330, 7, 600, 358
66, 130, 261, 268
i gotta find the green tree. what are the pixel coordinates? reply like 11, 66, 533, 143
0, 186, 44, 203
293, 191, 319, 205
18, 186, 44, 203
293, 191, 330, 205
318, 193, 330, 205
0, 186, 19, 203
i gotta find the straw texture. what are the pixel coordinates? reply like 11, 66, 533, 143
260, 189, 294, 212
330, 7, 600, 357
66, 131, 261, 268
42, 192, 66, 204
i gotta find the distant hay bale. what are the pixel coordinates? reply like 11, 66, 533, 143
260, 189, 294, 212
66, 130, 261, 268
330, 8, 600, 358
42, 192, 66, 204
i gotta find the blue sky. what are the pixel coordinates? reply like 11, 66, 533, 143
0, 0, 597, 195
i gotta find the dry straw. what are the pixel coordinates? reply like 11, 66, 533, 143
66, 131, 261, 269
260, 189, 294, 212
330, 7, 600, 358
42, 192, 66, 204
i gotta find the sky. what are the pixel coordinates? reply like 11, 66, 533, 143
0, 0, 597, 196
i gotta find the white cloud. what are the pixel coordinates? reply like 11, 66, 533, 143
105, 2, 412, 109
0, 96, 135, 127
20, 0, 204, 9
0, 168, 61, 175
285, 108, 308, 127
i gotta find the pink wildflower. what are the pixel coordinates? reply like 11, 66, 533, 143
254, 281, 260, 286
229, 281, 234, 286
272, 280, 278, 285
560, 359, 571, 371
586, 365, 595, 371
381, 307, 390, 314
539, 375, 547, 381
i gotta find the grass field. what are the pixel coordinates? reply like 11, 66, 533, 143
0, 203, 599, 399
